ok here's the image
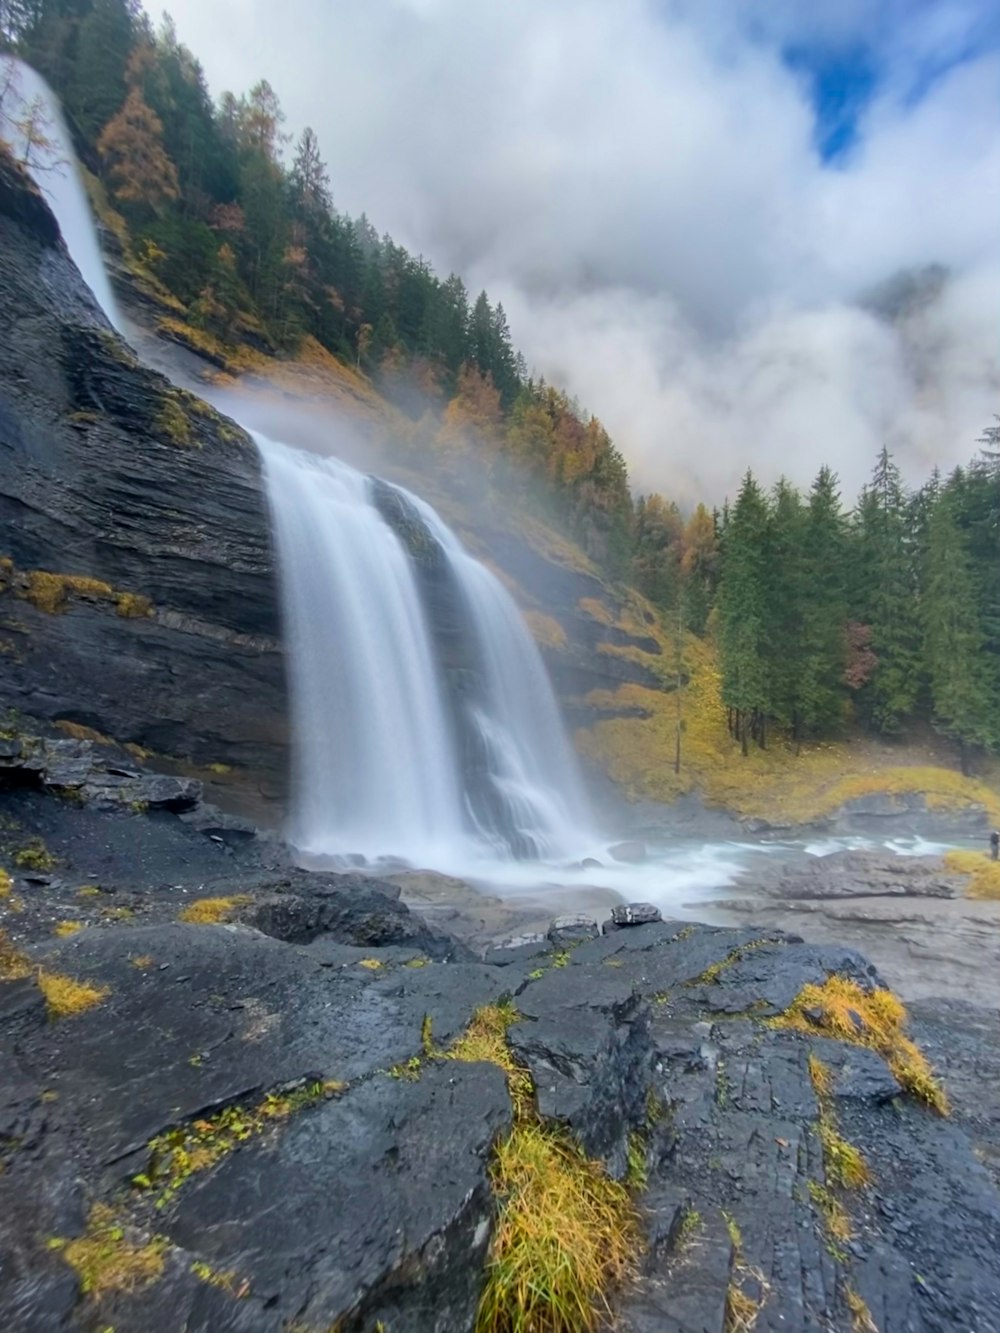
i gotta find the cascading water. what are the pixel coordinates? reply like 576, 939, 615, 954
12, 61, 594, 869
258, 433, 592, 865
392, 485, 591, 856
6, 60, 124, 332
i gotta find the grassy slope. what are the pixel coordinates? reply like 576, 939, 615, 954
575, 600, 1000, 826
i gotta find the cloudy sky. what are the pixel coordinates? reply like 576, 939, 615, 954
161, 0, 1000, 502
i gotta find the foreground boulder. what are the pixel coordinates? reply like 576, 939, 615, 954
3, 773, 1000, 1333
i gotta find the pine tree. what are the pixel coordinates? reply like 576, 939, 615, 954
763, 478, 806, 742
0, 0, 37, 46
923, 485, 995, 770
949, 433, 1000, 749
419, 272, 469, 380
717, 471, 771, 754
290, 126, 331, 220
69, 0, 138, 139
852, 447, 921, 733
798, 467, 849, 737
140, 21, 239, 208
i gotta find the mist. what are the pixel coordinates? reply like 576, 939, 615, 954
161, 0, 1000, 502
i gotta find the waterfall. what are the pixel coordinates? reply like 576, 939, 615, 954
10, 65, 594, 869
6, 60, 124, 332
259, 434, 591, 865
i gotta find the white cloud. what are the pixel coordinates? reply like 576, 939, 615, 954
160, 0, 1000, 501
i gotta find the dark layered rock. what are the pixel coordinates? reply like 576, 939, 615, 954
4, 775, 1000, 1333
469, 521, 665, 694
248, 870, 474, 961
0, 153, 287, 805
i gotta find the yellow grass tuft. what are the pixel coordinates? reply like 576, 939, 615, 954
14, 837, 57, 871
449, 1002, 534, 1119
476, 1122, 639, 1333
115, 592, 153, 619
726, 1282, 764, 1333
448, 1001, 641, 1333
944, 849, 1000, 900
37, 969, 110, 1019
58, 1203, 167, 1296
156, 316, 265, 375
846, 1287, 879, 1333
155, 393, 193, 447
808, 1053, 833, 1098
577, 597, 615, 626
723, 1211, 770, 1333
0, 928, 31, 980
0, 868, 11, 900
774, 976, 947, 1114
819, 1122, 869, 1191
178, 895, 251, 924
54, 920, 84, 938
808, 1181, 854, 1244
23, 571, 112, 614
811, 1052, 870, 1194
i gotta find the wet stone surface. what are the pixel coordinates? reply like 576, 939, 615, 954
2, 776, 1000, 1331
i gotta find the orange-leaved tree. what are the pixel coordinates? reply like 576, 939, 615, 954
97, 87, 179, 216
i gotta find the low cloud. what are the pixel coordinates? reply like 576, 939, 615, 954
163, 0, 1000, 501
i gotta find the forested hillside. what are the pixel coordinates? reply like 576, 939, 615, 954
1, 0, 998, 773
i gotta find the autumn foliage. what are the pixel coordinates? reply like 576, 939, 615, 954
97, 87, 178, 215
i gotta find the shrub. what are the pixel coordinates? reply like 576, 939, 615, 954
178, 895, 250, 924
37, 969, 110, 1019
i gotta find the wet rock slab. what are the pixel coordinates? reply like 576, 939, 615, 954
757, 851, 966, 901
3, 786, 1000, 1332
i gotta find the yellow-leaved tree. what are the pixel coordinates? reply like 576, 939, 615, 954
97, 88, 179, 216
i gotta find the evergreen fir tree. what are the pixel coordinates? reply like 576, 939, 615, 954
763, 478, 806, 743
717, 471, 771, 754
923, 484, 996, 770
798, 466, 848, 736
852, 447, 921, 733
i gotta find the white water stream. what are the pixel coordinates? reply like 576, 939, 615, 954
5, 61, 123, 331
258, 435, 591, 865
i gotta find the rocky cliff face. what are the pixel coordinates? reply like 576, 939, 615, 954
0, 153, 287, 805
